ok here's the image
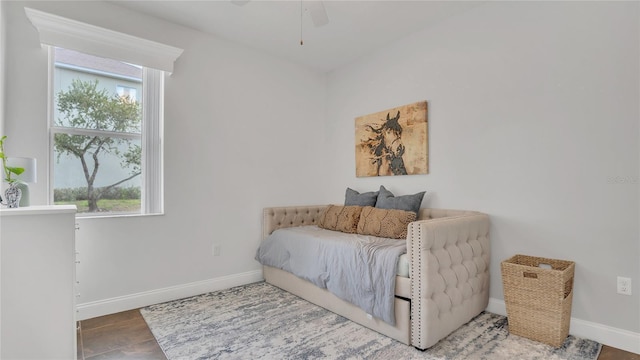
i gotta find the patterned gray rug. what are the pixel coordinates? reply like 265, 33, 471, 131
141, 282, 601, 360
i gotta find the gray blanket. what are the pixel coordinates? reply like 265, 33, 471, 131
255, 226, 406, 325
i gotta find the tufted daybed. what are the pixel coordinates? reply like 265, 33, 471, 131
261, 205, 491, 350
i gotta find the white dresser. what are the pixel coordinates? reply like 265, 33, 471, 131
0, 205, 77, 359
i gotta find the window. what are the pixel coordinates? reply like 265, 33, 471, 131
25, 7, 182, 216
50, 47, 163, 216
116, 85, 137, 102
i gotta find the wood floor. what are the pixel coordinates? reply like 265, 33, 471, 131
78, 310, 166, 360
78, 309, 638, 360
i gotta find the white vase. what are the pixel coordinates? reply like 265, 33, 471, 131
3, 182, 22, 208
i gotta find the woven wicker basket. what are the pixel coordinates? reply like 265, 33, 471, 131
501, 254, 575, 347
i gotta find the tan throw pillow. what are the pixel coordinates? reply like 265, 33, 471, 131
318, 205, 363, 233
357, 206, 417, 239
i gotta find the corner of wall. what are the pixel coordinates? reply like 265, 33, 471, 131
0, 0, 6, 136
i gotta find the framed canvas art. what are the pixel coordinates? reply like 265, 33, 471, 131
355, 101, 428, 177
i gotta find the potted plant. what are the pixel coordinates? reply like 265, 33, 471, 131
0, 136, 25, 208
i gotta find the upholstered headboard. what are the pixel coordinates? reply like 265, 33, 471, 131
262, 205, 481, 240
416, 208, 479, 220
262, 205, 327, 239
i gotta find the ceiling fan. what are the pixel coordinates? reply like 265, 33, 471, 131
231, 0, 330, 44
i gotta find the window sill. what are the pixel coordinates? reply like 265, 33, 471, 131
75, 212, 165, 220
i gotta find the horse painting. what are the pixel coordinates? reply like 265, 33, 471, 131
363, 111, 408, 176
355, 101, 428, 177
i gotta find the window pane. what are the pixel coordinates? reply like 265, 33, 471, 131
116, 85, 137, 102
50, 46, 163, 216
53, 133, 141, 215
53, 47, 142, 133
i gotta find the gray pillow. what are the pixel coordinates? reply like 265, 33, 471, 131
375, 185, 425, 214
345, 188, 379, 207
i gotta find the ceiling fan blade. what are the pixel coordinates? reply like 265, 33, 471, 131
307, 0, 329, 27
231, 0, 250, 6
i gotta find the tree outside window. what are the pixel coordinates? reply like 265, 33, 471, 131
52, 48, 143, 214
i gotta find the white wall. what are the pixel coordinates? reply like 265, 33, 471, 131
0, 1, 6, 136
4, 0, 328, 314
3, 0, 640, 351
0, 2, 4, 356
325, 1, 639, 335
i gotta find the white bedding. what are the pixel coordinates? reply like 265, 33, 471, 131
256, 225, 406, 325
397, 254, 410, 278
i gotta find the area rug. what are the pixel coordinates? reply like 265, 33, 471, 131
141, 282, 601, 360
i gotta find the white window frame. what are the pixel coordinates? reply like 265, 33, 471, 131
48, 48, 164, 216
141, 67, 164, 214
26, 8, 183, 216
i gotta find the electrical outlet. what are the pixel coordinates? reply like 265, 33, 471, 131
212, 244, 221, 256
617, 276, 632, 296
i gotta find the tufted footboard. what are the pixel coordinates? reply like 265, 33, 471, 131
261, 205, 490, 350
408, 214, 491, 350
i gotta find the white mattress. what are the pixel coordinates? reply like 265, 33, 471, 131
397, 254, 410, 278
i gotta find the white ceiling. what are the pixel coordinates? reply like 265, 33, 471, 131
109, 0, 483, 73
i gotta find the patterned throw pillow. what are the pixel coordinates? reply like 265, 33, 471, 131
318, 205, 364, 234
357, 206, 417, 239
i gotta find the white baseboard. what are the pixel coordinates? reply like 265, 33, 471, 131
487, 298, 640, 355
76, 270, 263, 321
